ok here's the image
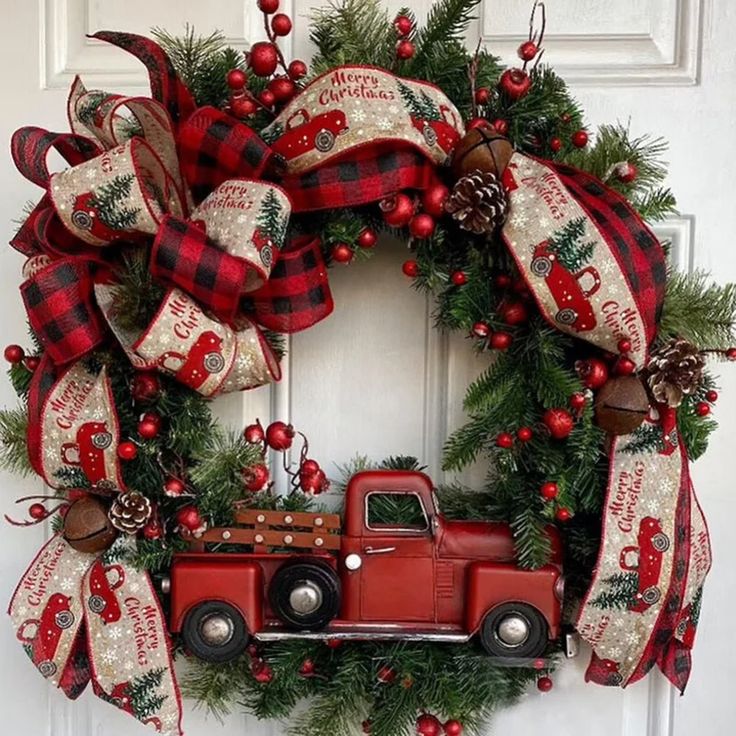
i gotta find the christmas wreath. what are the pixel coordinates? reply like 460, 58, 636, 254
4, 1, 736, 735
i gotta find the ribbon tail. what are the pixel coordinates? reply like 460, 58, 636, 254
90, 31, 195, 126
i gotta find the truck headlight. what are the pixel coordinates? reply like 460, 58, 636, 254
160, 575, 171, 595
554, 575, 565, 602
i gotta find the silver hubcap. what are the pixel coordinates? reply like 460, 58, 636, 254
496, 614, 530, 647
199, 614, 234, 647
289, 581, 323, 615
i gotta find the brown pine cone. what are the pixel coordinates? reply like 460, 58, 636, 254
109, 491, 152, 534
445, 169, 509, 235
645, 338, 705, 407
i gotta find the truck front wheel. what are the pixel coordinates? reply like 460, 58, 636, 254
269, 560, 341, 630
182, 601, 249, 663
479, 602, 548, 659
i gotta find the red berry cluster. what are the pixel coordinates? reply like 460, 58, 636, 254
413, 713, 464, 736
394, 14, 415, 60
225, 1, 308, 118
330, 227, 378, 265
4, 343, 40, 372
243, 419, 329, 495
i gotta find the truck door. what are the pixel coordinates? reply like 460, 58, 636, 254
359, 490, 435, 622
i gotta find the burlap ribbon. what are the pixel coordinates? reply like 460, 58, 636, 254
501, 152, 710, 691
8, 535, 182, 735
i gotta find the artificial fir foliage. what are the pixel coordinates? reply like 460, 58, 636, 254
2, 1, 736, 734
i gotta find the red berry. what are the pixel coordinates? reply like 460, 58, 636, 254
252, 661, 273, 683
244, 463, 270, 491
266, 421, 294, 451
451, 271, 467, 286
543, 408, 575, 439
468, 117, 489, 130
142, 520, 163, 540
409, 213, 436, 239
533, 657, 546, 670
176, 505, 204, 533
288, 59, 308, 80
517, 426, 533, 442
695, 402, 711, 417
138, 418, 160, 440
301, 468, 328, 494
422, 184, 450, 218
492, 119, 509, 136
325, 638, 341, 649
29, 503, 47, 520
555, 508, 572, 523
550, 137, 562, 153
394, 14, 413, 36
402, 260, 419, 278
560, 112, 572, 124
537, 675, 554, 692
396, 39, 415, 60
301, 459, 320, 476
362, 721, 372, 735
727, 348, 736, 361
244, 423, 265, 445
269, 76, 296, 103
259, 89, 276, 107
490, 331, 513, 351
415, 714, 443, 736
572, 129, 589, 148
332, 243, 354, 264
377, 665, 396, 683
495, 274, 512, 289
577, 358, 609, 390
444, 720, 464, 736
475, 87, 491, 105
271, 13, 292, 36
299, 658, 315, 676
569, 392, 587, 410
4, 344, 24, 364
499, 68, 532, 100
117, 441, 138, 460
518, 40, 539, 61
706, 390, 719, 403
615, 357, 636, 376
617, 338, 632, 354
231, 97, 258, 118
541, 482, 559, 501
496, 432, 514, 449
164, 478, 186, 497
472, 322, 490, 339
258, 0, 279, 13
357, 228, 377, 248
249, 42, 279, 77
502, 301, 528, 326
226, 68, 247, 90
132, 372, 160, 402
381, 193, 415, 228
24, 356, 40, 371
615, 162, 638, 183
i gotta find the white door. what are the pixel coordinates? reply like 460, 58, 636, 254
1, 1, 734, 735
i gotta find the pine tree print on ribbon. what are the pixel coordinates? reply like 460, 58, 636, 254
548, 217, 596, 272
89, 174, 141, 230
589, 572, 640, 610
257, 189, 288, 250
98, 668, 168, 720
397, 80, 440, 122
77, 92, 107, 126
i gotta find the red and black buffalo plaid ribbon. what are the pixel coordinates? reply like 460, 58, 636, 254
242, 236, 334, 333
282, 142, 440, 213
178, 107, 275, 204
91, 31, 196, 126
553, 162, 667, 338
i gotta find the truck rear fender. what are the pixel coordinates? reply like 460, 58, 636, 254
466, 562, 562, 638
169, 556, 264, 634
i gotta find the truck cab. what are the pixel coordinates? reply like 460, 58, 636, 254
168, 470, 566, 663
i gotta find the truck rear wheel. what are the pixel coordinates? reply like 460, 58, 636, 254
182, 601, 248, 663
269, 560, 340, 630
479, 602, 548, 659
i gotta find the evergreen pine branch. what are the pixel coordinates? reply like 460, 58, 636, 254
182, 658, 249, 721
0, 408, 32, 476
632, 187, 678, 222
621, 423, 666, 455
659, 270, 736, 349
7, 363, 32, 398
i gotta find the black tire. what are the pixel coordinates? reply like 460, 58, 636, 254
181, 601, 249, 663
268, 559, 340, 630
479, 602, 548, 658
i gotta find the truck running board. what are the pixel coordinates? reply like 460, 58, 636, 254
255, 629, 471, 643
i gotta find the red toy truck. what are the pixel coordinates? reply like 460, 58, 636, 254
167, 471, 571, 663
